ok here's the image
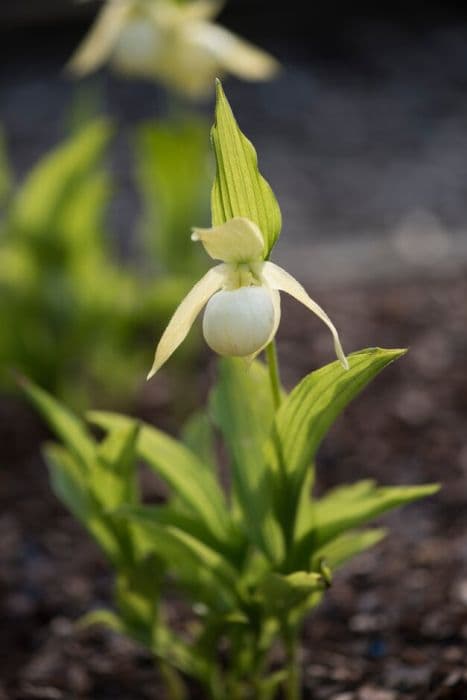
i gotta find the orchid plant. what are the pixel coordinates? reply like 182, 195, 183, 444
25, 83, 439, 699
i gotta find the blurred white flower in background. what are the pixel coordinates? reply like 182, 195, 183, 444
68, 0, 280, 97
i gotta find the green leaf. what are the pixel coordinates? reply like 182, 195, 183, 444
312, 529, 387, 570
115, 556, 163, 644
44, 443, 91, 520
93, 422, 140, 511
120, 507, 239, 610
22, 378, 95, 467
135, 118, 210, 274
291, 480, 439, 569
0, 122, 119, 406
210, 358, 284, 563
312, 482, 440, 549
118, 503, 229, 557
180, 410, 217, 475
44, 443, 121, 563
274, 348, 407, 533
294, 479, 375, 543
152, 624, 211, 683
9, 119, 112, 237
88, 412, 234, 550
211, 80, 281, 257
23, 384, 139, 566
258, 571, 326, 615
56, 166, 111, 264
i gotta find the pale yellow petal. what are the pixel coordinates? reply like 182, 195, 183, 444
144, 0, 222, 27
191, 217, 265, 263
262, 262, 349, 369
67, 0, 132, 76
189, 22, 280, 81
180, 0, 224, 22
147, 264, 227, 379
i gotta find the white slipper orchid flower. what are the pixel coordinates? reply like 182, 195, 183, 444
68, 0, 279, 98
148, 217, 348, 378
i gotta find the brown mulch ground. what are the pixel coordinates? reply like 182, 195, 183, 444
1, 270, 466, 699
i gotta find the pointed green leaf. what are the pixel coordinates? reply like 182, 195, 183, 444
10, 119, 112, 236
120, 508, 239, 610
22, 378, 95, 467
44, 443, 91, 521
24, 385, 139, 566
294, 479, 375, 544
44, 443, 121, 563
258, 570, 326, 615
135, 118, 210, 273
55, 166, 111, 262
118, 503, 230, 558
152, 624, 211, 683
211, 81, 281, 257
293, 470, 315, 543
180, 410, 217, 475
94, 422, 140, 511
312, 529, 387, 570
88, 412, 234, 549
274, 348, 407, 532
312, 482, 440, 548
291, 481, 439, 569
115, 557, 163, 645
210, 358, 284, 563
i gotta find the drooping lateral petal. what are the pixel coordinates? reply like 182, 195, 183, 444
191, 217, 265, 263
67, 0, 132, 76
191, 23, 280, 81
147, 264, 227, 379
262, 262, 349, 369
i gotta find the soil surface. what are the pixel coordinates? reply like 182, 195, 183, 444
1, 270, 466, 699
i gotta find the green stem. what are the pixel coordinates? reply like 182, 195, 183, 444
283, 629, 301, 700
266, 341, 294, 547
265, 341, 282, 410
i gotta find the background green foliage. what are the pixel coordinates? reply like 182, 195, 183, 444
136, 118, 211, 275
0, 116, 209, 408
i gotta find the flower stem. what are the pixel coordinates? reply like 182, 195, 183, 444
282, 626, 301, 700
265, 341, 282, 410
266, 340, 293, 544
285, 639, 300, 700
